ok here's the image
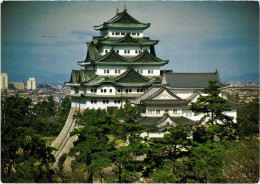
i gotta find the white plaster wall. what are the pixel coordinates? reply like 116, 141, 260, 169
141, 132, 165, 138
96, 65, 128, 76
100, 45, 150, 56
107, 29, 144, 38
133, 66, 161, 76
97, 84, 117, 95
145, 107, 183, 117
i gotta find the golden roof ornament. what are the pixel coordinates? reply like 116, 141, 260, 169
116, 8, 119, 15
124, 5, 127, 12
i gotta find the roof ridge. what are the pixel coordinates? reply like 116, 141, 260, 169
94, 49, 127, 63
113, 67, 150, 82
131, 49, 168, 63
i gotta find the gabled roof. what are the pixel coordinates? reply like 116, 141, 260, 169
117, 33, 139, 44
146, 87, 182, 100
66, 68, 160, 87
113, 68, 150, 84
78, 44, 101, 65
79, 48, 168, 67
131, 85, 189, 106
94, 11, 150, 31
131, 50, 168, 64
93, 35, 158, 46
95, 49, 128, 63
164, 71, 221, 89
138, 114, 201, 131
67, 70, 96, 85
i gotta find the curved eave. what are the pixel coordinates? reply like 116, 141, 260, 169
77, 61, 92, 66
82, 94, 141, 99
65, 83, 80, 87
94, 23, 150, 31
99, 41, 158, 46
93, 61, 168, 66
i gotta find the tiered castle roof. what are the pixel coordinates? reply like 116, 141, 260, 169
66, 68, 161, 87
78, 49, 168, 66
94, 10, 150, 31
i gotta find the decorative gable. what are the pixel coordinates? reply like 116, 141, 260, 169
153, 89, 178, 100
156, 117, 175, 129
114, 68, 149, 83
147, 87, 182, 101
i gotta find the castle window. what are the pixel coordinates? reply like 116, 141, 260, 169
124, 50, 127, 54
107, 70, 109, 74
156, 110, 160, 114
105, 50, 108, 53
127, 50, 130, 54
117, 89, 121, 93
115, 70, 117, 74
126, 89, 128, 93
148, 70, 153, 74
121, 32, 125, 35
110, 89, 112, 93
139, 50, 141, 53
140, 70, 143, 74
103, 100, 109, 104
137, 33, 140, 36
132, 33, 136, 36
116, 50, 119, 53
91, 100, 97, 104
173, 109, 177, 114
114, 100, 121, 104
104, 70, 106, 74
118, 70, 121, 73
112, 32, 114, 35
135, 50, 138, 54
116, 32, 120, 35
91, 88, 97, 93
104, 89, 107, 93
101, 89, 104, 93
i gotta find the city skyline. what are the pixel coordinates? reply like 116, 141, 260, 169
2, 1, 259, 83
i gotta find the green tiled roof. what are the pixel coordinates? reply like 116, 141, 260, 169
66, 68, 161, 87
138, 114, 201, 131
69, 70, 96, 84
164, 71, 222, 89
78, 44, 101, 65
93, 34, 158, 46
79, 47, 168, 66
114, 68, 150, 83
131, 50, 169, 64
94, 11, 150, 31
95, 50, 128, 63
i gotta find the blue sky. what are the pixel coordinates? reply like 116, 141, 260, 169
1, 1, 259, 83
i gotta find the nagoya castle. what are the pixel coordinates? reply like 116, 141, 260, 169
51, 6, 237, 169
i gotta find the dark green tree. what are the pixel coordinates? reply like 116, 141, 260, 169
69, 108, 115, 183
190, 80, 232, 125
1, 96, 55, 183
237, 98, 259, 138
144, 124, 192, 182
110, 102, 148, 182
186, 141, 226, 183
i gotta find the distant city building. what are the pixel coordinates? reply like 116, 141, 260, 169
1, 73, 8, 89
27, 78, 36, 90
8, 82, 25, 90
